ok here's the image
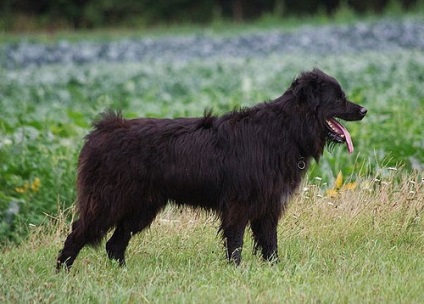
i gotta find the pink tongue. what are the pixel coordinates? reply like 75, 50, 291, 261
331, 119, 354, 154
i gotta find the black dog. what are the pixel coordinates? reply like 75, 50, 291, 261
56, 68, 366, 270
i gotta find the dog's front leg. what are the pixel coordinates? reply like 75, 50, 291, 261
251, 215, 279, 263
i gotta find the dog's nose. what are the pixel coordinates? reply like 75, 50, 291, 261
360, 107, 367, 116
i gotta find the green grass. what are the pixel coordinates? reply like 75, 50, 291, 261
1, 172, 423, 303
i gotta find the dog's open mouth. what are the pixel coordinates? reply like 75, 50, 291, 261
326, 118, 354, 154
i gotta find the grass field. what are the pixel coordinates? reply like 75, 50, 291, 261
1, 172, 423, 303
1, 16, 424, 303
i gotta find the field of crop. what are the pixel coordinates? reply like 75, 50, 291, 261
0, 17, 423, 303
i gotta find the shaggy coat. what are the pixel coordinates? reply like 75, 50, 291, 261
57, 68, 367, 270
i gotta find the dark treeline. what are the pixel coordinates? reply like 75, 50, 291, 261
1, 0, 419, 29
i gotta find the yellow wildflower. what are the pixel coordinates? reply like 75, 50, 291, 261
326, 171, 357, 198
326, 189, 339, 198
334, 171, 343, 190
342, 182, 357, 191
15, 182, 29, 193
31, 178, 41, 192
15, 178, 41, 194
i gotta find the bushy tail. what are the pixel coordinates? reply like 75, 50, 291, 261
92, 110, 128, 131
74, 110, 127, 246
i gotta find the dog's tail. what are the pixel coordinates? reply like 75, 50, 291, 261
92, 110, 128, 131
73, 110, 128, 247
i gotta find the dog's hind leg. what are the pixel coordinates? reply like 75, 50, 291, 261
56, 218, 106, 271
250, 214, 279, 263
106, 204, 163, 266
56, 220, 84, 271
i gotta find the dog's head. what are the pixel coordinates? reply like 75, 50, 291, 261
291, 68, 367, 154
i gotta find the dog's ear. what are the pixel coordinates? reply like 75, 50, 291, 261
291, 71, 321, 110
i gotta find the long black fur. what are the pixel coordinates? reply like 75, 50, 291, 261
57, 68, 367, 270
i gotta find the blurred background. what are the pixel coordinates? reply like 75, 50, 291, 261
0, 0, 420, 30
